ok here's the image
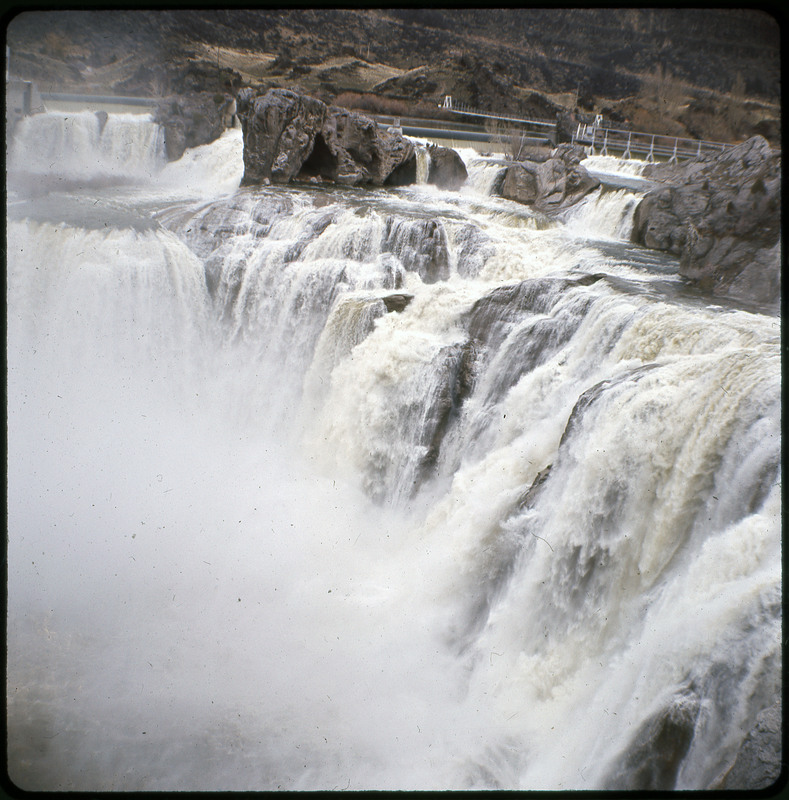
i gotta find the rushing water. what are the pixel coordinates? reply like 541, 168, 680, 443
6, 116, 781, 791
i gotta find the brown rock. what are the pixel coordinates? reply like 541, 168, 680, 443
427, 144, 468, 190
632, 136, 781, 306
237, 87, 327, 184
499, 143, 600, 212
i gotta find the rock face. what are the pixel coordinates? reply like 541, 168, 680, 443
305, 106, 415, 186
237, 88, 327, 184
155, 91, 235, 161
499, 143, 600, 212
237, 87, 417, 187
711, 700, 782, 790
631, 135, 780, 306
427, 144, 468, 189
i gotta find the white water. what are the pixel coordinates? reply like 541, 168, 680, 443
6, 114, 781, 791
8, 110, 166, 187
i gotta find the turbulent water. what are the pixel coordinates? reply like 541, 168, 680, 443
6, 114, 781, 791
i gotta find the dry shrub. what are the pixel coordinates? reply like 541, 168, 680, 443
486, 118, 546, 160
331, 91, 456, 120
639, 64, 687, 117
42, 32, 71, 59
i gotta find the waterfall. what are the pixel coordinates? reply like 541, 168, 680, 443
465, 156, 507, 195
8, 111, 166, 188
415, 144, 430, 184
6, 119, 781, 792
561, 186, 640, 240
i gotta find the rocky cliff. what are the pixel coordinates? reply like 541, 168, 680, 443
632, 136, 780, 307
236, 87, 417, 188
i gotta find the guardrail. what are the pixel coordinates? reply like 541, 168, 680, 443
372, 113, 555, 149
40, 92, 158, 107
572, 122, 733, 163
440, 95, 557, 131
439, 95, 742, 164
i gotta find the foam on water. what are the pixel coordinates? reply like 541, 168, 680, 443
6, 111, 781, 791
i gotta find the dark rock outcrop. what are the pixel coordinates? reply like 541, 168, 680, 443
94, 110, 108, 135
710, 700, 782, 790
237, 87, 417, 187
237, 87, 327, 184
427, 144, 468, 190
382, 293, 413, 313
631, 135, 780, 306
306, 106, 416, 186
499, 143, 600, 212
155, 91, 235, 161
604, 690, 700, 789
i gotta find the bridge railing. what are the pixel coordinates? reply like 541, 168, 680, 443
440, 95, 558, 132
572, 122, 733, 163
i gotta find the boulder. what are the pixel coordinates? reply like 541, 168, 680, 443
237, 88, 418, 188
237, 87, 327, 184
303, 106, 416, 186
710, 700, 782, 790
499, 143, 600, 212
427, 144, 468, 190
382, 293, 413, 313
632, 136, 780, 305
155, 91, 235, 161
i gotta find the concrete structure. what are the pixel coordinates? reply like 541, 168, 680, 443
6, 78, 45, 137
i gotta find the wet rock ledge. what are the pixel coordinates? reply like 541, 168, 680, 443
498, 143, 601, 213
631, 135, 781, 306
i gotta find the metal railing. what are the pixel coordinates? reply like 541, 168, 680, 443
441, 95, 741, 164
571, 122, 734, 163
41, 92, 158, 108
440, 95, 558, 131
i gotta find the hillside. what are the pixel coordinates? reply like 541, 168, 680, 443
5, 8, 781, 145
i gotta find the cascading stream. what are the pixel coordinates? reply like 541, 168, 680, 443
6, 112, 781, 791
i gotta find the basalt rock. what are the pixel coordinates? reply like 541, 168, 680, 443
237, 87, 417, 187
631, 135, 780, 306
710, 699, 782, 790
304, 105, 416, 186
499, 143, 600, 212
427, 144, 468, 190
237, 87, 327, 184
155, 91, 236, 162
382, 293, 414, 313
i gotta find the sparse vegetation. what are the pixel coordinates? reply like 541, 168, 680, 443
332, 91, 454, 121
41, 32, 71, 59
7, 9, 780, 146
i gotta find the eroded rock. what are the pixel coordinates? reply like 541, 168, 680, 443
237, 87, 417, 188
304, 105, 416, 186
427, 144, 468, 190
632, 135, 780, 306
155, 91, 235, 162
499, 143, 600, 212
237, 87, 327, 184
